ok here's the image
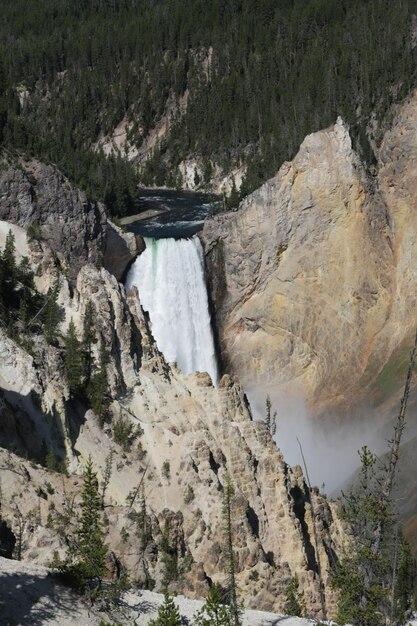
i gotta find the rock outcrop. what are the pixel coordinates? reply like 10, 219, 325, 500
0, 170, 343, 616
0, 258, 342, 614
202, 106, 417, 413
0, 157, 140, 282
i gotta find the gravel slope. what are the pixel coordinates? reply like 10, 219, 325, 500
1, 557, 416, 626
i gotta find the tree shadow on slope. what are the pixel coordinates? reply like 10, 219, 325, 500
0, 388, 67, 466
0, 570, 81, 625
268, 618, 305, 625
123, 596, 159, 617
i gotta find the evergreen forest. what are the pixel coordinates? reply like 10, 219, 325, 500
1, 0, 417, 212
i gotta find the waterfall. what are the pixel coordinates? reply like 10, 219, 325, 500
126, 236, 219, 385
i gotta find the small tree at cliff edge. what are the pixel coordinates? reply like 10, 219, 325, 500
53, 455, 107, 600
149, 590, 181, 626
222, 473, 241, 626
194, 583, 236, 626
64, 319, 82, 397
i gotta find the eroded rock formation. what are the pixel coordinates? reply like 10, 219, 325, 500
0, 171, 343, 615
0, 157, 140, 282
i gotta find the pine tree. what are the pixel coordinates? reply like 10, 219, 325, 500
330, 447, 390, 626
64, 319, 83, 398
138, 484, 153, 556
0, 235, 46, 337
100, 450, 113, 510
270, 410, 277, 437
2, 230, 16, 277
225, 179, 240, 210
82, 300, 97, 384
284, 574, 306, 617
392, 531, 416, 623
160, 519, 178, 588
265, 395, 271, 434
53, 456, 108, 596
0, 253, 5, 325
17, 297, 28, 334
194, 584, 236, 626
149, 590, 182, 626
77, 456, 107, 589
17, 256, 35, 290
222, 473, 241, 626
43, 278, 60, 344
264, 395, 277, 437
45, 445, 58, 471
1, 230, 16, 326
88, 340, 110, 425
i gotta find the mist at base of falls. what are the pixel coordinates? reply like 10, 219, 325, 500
246, 388, 394, 495
126, 236, 219, 385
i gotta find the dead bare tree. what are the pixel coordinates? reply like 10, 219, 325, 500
125, 462, 149, 509
373, 330, 417, 542
362, 328, 417, 603
100, 450, 114, 510
297, 437, 327, 622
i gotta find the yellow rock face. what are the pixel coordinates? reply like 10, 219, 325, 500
203, 108, 417, 412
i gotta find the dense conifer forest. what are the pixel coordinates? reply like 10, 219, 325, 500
1, 0, 417, 214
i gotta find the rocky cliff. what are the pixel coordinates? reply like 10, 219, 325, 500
202, 99, 417, 416
0, 157, 141, 282
0, 159, 343, 617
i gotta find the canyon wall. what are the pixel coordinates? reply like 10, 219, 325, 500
0, 165, 343, 616
0, 157, 141, 282
202, 96, 417, 415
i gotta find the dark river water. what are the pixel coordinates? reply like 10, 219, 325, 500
126, 188, 221, 238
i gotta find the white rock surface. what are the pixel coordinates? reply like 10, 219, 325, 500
0, 556, 110, 625
3, 557, 416, 626
0, 556, 323, 626
0, 219, 29, 259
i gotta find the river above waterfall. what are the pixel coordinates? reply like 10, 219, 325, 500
123, 188, 221, 238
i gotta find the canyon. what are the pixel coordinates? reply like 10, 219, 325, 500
0, 157, 343, 619
2, 90, 417, 623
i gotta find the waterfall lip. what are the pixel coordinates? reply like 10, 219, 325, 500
132, 221, 205, 239
125, 188, 222, 239
126, 235, 220, 386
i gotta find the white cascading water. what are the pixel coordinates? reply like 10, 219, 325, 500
126, 236, 219, 385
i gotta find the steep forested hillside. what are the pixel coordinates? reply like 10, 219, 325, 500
1, 0, 417, 214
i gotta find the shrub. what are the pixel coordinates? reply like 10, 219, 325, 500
284, 574, 306, 617
45, 481, 55, 495
184, 484, 195, 504
194, 584, 237, 626
27, 220, 41, 241
162, 460, 170, 480
149, 591, 181, 626
113, 417, 133, 452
